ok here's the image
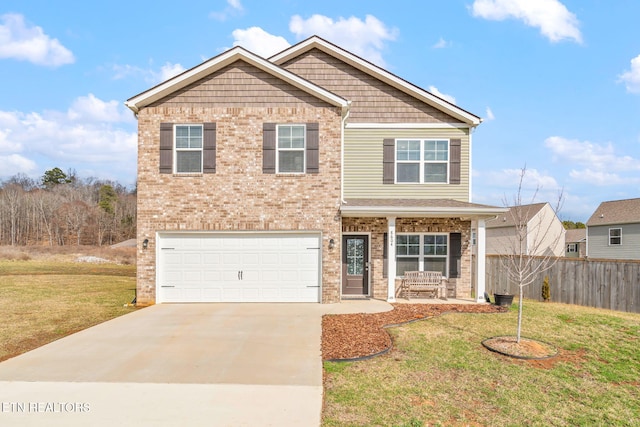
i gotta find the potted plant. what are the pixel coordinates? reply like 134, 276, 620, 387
494, 289, 514, 307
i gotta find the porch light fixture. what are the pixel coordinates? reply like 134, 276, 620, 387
329, 238, 335, 249
142, 238, 149, 250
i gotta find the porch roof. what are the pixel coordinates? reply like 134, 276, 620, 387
340, 198, 507, 219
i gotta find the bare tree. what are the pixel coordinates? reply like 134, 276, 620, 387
499, 167, 564, 342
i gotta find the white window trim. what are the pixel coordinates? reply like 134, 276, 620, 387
276, 124, 306, 174
567, 243, 577, 253
608, 228, 622, 246
395, 232, 449, 278
174, 124, 203, 174
394, 138, 450, 184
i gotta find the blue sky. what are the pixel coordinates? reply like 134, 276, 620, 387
1, 0, 639, 221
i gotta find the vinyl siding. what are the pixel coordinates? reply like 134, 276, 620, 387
587, 224, 640, 260
280, 49, 460, 123
343, 128, 470, 200
149, 60, 332, 108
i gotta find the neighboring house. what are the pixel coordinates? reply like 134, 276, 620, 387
125, 36, 505, 305
486, 202, 565, 257
565, 228, 586, 258
586, 198, 640, 260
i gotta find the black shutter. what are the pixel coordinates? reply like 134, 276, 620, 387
383, 232, 388, 278
449, 232, 462, 278
383, 138, 395, 184
449, 138, 461, 184
159, 123, 173, 174
203, 123, 216, 174
263, 123, 276, 174
306, 123, 319, 173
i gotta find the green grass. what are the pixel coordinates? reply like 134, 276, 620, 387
323, 301, 640, 426
0, 260, 137, 362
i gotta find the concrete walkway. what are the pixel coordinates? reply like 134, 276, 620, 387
0, 300, 392, 427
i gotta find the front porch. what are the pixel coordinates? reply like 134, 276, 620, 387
339, 198, 508, 304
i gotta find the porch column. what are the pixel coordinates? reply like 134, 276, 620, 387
476, 219, 487, 302
387, 216, 396, 302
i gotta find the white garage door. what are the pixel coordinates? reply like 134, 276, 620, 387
157, 232, 321, 303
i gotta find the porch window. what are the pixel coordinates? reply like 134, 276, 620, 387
396, 234, 448, 277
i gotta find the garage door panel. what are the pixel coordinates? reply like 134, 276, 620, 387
203, 270, 223, 281
202, 288, 222, 300
158, 233, 320, 303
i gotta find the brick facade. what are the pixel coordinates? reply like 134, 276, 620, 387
136, 105, 343, 304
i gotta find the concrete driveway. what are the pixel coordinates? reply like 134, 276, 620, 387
0, 301, 392, 426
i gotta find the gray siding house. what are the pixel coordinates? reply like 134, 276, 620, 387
586, 198, 640, 260
565, 228, 586, 258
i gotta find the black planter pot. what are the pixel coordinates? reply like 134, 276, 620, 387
494, 293, 514, 307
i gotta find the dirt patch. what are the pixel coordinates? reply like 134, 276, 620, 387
322, 303, 507, 361
482, 336, 558, 359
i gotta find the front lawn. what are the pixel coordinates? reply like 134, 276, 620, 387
323, 301, 640, 426
0, 259, 137, 362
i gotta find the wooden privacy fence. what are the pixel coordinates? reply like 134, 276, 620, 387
486, 255, 640, 314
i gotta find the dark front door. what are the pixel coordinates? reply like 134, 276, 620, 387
342, 235, 369, 295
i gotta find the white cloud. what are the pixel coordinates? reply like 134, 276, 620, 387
545, 136, 640, 186
0, 95, 137, 183
567, 169, 633, 186
618, 54, 640, 94
227, 0, 243, 11
112, 61, 185, 84
289, 14, 398, 66
67, 94, 134, 123
159, 62, 186, 81
0, 154, 37, 177
432, 37, 451, 49
545, 136, 639, 171
485, 107, 495, 121
210, 0, 244, 21
428, 86, 456, 104
231, 27, 291, 58
470, 0, 582, 43
0, 13, 74, 66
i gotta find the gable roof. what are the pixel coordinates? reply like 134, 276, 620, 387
125, 45, 349, 114
486, 202, 549, 228
269, 36, 481, 126
586, 198, 640, 226
565, 228, 586, 243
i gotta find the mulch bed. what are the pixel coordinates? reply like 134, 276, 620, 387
322, 303, 508, 361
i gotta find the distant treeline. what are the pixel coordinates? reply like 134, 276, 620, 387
0, 168, 136, 246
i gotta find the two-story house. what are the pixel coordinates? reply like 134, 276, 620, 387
485, 202, 565, 257
586, 198, 640, 260
125, 36, 505, 305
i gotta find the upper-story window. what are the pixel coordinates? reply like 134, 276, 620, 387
175, 125, 203, 173
396, 139, 449, 183
609, 228, 621, 245
277, 124, 306, 173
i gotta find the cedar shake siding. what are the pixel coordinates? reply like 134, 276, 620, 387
135, 62, 344, 304
343, 128, 471, 201
149, 60, 333, 109
281, 49, 460, 123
